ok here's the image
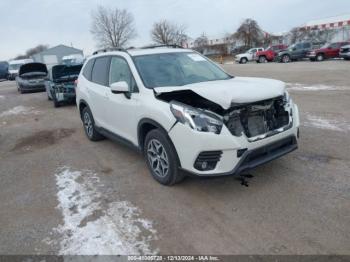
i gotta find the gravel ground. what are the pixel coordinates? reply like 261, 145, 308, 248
0, 60, 349, 255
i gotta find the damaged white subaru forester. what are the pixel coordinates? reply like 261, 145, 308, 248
76, 46, 300, 185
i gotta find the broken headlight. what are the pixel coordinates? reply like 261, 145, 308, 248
170, 101, 223, 134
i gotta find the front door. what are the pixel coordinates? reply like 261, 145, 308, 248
104, 56, 140, 144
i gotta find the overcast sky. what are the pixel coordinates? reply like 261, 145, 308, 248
1, 0, 350, 60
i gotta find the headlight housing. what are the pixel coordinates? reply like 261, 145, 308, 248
283, 91, 291, 106
170, 101, 223, 134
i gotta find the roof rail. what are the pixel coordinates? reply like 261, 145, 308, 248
140, 44, 184, 49
92, 47, 127, 55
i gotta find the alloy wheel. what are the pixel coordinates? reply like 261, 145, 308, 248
83, 112, 93, 138
147, 139, 169, 178
282, 55, 290, 63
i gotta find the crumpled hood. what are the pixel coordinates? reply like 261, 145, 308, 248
51, 64, 82, 81
154, 77, 286, 109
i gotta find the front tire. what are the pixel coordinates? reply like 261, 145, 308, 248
144, 129, 184, 185
82, 107, 104, 141
240, 57, 248, 64
52, 91, 60, 108
282, 54, 290, 63
316, 53, 324, 61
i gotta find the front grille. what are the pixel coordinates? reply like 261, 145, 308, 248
55, 84, 75, 94
194, 151, 223, 171
224, 96, 290, 140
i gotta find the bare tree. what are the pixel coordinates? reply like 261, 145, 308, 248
13, 44, 49, 60
25, 44, 48, 57
233, 18, 263, 47
151, 19, 188, 46
91, 6, 136, 48
193, 33, 209, 53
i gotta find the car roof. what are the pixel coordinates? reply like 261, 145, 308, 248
91, 47, 193, 58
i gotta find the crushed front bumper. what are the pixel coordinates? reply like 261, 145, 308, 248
53, 85, 76, 102
168, 103, 300, 176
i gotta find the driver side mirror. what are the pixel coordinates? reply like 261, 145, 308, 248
110, 81, 131, 98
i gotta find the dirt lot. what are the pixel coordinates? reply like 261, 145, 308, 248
0, 60, 349, 255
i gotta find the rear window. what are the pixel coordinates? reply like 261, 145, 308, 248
83, 59, 94, 81
91, 56, 110, 86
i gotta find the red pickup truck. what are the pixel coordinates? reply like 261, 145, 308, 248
255, 44, 288, 63
307, 41, 350, 61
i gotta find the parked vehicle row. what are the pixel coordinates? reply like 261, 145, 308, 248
235, 41, 350, 64
45, 64, 82, 107
14, 59, 83, 108
8, 59, 34, 80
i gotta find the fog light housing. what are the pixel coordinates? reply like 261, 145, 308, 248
194, 151, 222, 171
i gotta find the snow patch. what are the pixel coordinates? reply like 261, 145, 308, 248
49, 167, 157, 255
304, 114, 350, 132
0, 106, 41, 117
286, 83, 345, 91
0, 95, 5, 99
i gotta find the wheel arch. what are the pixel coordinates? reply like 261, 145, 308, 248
137, 118, 171, 150
78, 99, 89, 120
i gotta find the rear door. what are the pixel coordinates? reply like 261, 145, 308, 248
87, 56, 111, 127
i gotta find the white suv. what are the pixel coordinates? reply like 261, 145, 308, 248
76, 46, 300, 185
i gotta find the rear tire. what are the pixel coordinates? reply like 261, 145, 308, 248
82, 107, 104, 141
144, 129, 184, 185
258, 56, 267, 63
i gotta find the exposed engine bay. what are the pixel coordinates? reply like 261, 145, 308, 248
156, 89, 292, 141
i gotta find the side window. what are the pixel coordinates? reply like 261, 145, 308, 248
251, 49, 257, 53
303, 43, 311, 49
109, 56, 138, 92
91, 56, 110, 86
82, 59, 94, 81
329, 43, 339, 48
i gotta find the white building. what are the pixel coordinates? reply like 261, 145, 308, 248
301, 14, 350, 31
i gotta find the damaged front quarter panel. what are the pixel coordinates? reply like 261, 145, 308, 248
155, 89, 293, 142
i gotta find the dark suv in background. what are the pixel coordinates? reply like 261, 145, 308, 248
307, 42, 350, 61
277, 42, 312, 63
0, 61, 8, 80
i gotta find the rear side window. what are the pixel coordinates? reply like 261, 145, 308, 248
91, 56, 110, 86
83, 59, 94, 81
303, 43, 311, 48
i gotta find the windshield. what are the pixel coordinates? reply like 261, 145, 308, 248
133, 52, 232, 88
288, 44, 297, 51
9, 64, 23, 70
320, 43, 330, 49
